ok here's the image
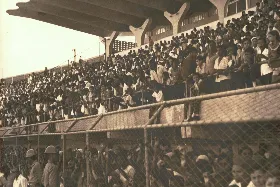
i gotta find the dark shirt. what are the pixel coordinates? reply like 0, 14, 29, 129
180, 56, 197, 80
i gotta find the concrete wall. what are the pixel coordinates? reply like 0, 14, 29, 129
116, 6, 256, 56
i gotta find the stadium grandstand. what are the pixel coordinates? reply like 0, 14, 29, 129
1, 0, 280, 186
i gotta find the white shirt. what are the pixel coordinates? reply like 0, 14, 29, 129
56, 95, 63, 102
123, 83, 129, 95
214, 57, 231, 82
247, 181, 255, 187
13, 174, 28, 187
119, 165, 136, 187
98, 104, 106, 115
256, 47, 272, 76
152, 91, 164, 102
157, 64, 166, 84
0, 172, 7, 186
229, 179, 242, 187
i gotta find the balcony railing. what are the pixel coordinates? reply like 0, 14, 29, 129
1, 83, 280, 139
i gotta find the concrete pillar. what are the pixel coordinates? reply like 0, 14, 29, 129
164, 2, 190, 35
246, 0, 250, 10
129, 18, 152, 47
209, 0, 228, 24
105, 31, 119, 58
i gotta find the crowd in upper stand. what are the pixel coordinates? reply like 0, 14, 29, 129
0, 0, 280, 127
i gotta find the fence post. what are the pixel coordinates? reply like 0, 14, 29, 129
144, 128, 150, 187
109, 98, 111, 112
62, 134, 66, 187
16, 133, 18, 147
141, 90, 144, 105
144, 102, 166, 187
86, 133, 90, 186
37, 131, 40, 163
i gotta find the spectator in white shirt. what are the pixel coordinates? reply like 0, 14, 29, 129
13, 169, 28, 187
229, 157, 251, 187
157, 60, 167, 84
256, 37, 272, 85
150, 60, 161, 84
152, 84, 164, 103
149, 83, 164, 124
0, 165, 8, 187
214, 45, 232, 92
98, 101, 107, 115
247, 156, 267, 187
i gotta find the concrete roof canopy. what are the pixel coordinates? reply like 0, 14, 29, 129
6, 0, 215, 37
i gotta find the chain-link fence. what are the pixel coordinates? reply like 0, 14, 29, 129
1, 83, 280, 187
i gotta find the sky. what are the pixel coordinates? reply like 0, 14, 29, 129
0, 0, 134, 78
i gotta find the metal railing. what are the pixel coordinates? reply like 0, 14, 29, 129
1, 82, 279, 137
1, 83, 280, 187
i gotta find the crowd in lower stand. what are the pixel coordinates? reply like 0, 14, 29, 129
0, 1, 280, 127
1, 140, 280, 187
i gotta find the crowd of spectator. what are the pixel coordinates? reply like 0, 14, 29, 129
1, 140, 280, 187
0, 0, 280, 127
1, 1, 280, 187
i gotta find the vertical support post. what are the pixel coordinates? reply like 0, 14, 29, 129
141, 90, 144, 105
105, 142, 109, 186
144, 128, 150, 187
16, 135, 18, 147
209, 0, 229, 24
86, 133, 90, 187
129, 18, 152, 47
62, 134, 66, 185
164, 3, 190, 35
143, 103, 165, 187
246, 0, 249, 10
37, 133, 40, 162
108, 98, 111, 112
105, 31, 119, 58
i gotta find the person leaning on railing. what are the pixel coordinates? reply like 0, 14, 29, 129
267, 30, 280, 83
213, 45, 233, 93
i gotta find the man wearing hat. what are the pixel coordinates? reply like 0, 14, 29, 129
26, 149, 42, 187
42, 145, 59, 187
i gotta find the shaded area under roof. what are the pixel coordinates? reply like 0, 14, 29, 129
6, 0, 215, 37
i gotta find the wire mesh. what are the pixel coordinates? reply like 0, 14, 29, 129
1, 84, 280, 187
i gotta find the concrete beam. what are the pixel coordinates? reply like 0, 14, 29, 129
129, 18, 152, 47
105, 32, 119, 57
124, 0, 171, 11
164, 2, 190, 35
7, 9, 108, 37
17, 2, 128, 31
208, 0, 228, 23
79, 0, 151, 18
30, 0, 143, 27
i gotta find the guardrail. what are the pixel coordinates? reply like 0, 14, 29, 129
1, 83, 280, 138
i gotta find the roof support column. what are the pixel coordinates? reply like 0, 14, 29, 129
105, 31, 119, 58
164, 3, 190, 35
209, 0, 228, 24
129, 18, 152, 47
